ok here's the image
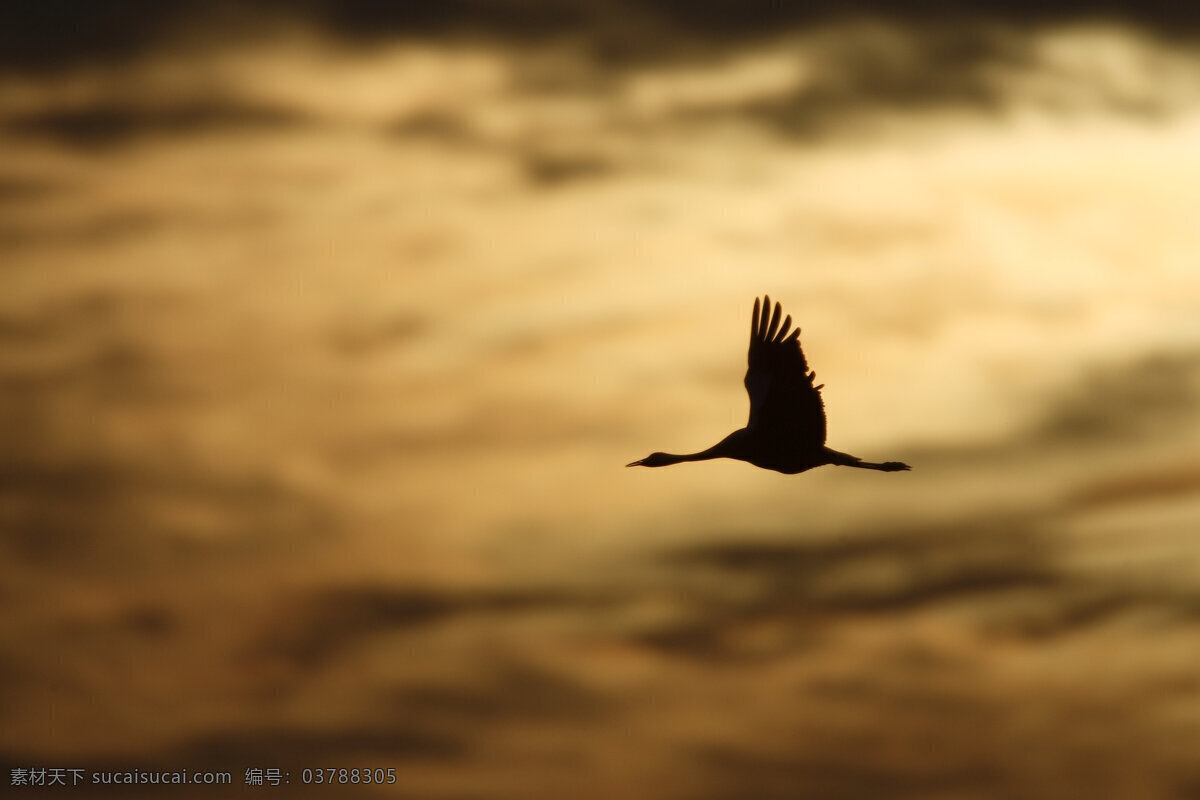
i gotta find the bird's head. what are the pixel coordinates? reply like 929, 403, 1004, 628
626, 452, 673, 468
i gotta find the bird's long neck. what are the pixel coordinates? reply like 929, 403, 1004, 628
661, 441, 736, 465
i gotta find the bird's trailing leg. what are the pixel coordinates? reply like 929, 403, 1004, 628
849, 460, 911, 472
823, 448, 911, 472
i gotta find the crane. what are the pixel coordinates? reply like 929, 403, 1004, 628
627, 296, 911, 475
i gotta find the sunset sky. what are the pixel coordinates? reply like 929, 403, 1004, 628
2, 4, 1199, 798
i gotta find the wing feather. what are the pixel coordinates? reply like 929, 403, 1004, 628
766, 301, 782, 342
744, 296, 827, 450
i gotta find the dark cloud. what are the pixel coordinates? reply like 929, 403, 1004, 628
0, 291, 130, 343
0, 284, 336, 568
1, 100, 310, 148
327, 313, 428, 356
0, 210, 168, 249
692, 746, 1007, 800
0, 457, 336, 568
721, 25, 1029, 138
1066, 461, 1200, 510
0, 175, 60, 202
393, 660, 605, 723
384, 110, 476, 143
521, 150, 615, 187
6, 0, 1200, 74
647, 504, 1200, 661
251, 585, 584, 670
1034, 350, 1200, 444
900, 348, 1200, 470
1, 1, 187, 72
644, 517, 1051, 660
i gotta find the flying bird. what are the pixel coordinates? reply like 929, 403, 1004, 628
627, 296, 911, 475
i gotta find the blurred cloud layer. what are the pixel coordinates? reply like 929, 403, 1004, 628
2, 6, 1199, 799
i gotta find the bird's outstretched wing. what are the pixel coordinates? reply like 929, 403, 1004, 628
744, 295, 827, 449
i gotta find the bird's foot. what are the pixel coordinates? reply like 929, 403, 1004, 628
881, 461, 911, 471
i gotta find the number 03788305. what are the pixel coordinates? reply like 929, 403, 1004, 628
300, 768, 396, 785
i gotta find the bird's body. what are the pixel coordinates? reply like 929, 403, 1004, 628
627, 296, 911, 475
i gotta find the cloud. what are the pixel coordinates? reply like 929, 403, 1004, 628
1032, 349, 1200, 444
1, 99, 309, 147
8, 1, 1200, 75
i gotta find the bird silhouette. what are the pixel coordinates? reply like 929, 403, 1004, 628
627, 296, 911, 475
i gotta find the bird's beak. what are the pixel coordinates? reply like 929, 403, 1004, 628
626, 459, 645, 467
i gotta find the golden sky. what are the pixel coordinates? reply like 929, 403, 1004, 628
2, 10, 1199, 798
